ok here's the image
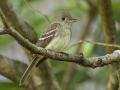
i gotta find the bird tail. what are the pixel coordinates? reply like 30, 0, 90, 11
19, 55, 48, 86
19, 56, 38, 86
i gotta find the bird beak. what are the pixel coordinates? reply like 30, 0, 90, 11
70, 18, 78, 22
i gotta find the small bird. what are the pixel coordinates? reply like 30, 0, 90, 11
19, 11, 77, 85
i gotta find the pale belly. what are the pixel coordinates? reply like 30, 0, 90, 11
45, 29, 71, 52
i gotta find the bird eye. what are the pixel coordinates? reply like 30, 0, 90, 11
61, 17, 65, 21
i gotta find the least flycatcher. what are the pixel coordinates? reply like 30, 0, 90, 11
19, 11, 77, 85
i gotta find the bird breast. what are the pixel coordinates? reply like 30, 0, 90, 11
45, 28, 71, 52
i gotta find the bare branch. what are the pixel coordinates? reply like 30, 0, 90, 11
0, 26, 120, 68
0, 54, 37, 90
0, 8, 9, 28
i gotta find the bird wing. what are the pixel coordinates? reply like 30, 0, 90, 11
36, 23, 60, 48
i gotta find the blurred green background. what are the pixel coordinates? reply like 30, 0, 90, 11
0, 0, 120, 90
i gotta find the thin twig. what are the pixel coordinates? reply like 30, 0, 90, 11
0, 8, 9, 28
66, 40, 120, 51
24, 0, 50, 23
